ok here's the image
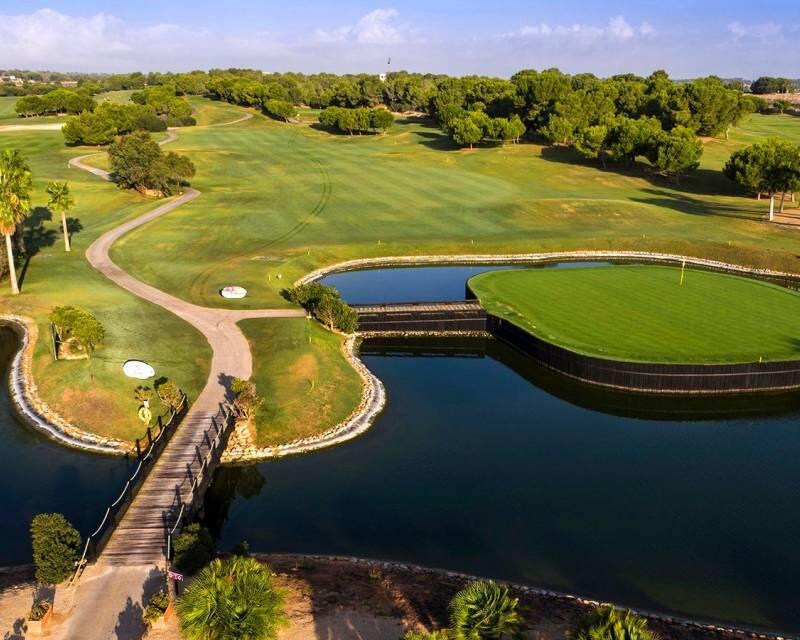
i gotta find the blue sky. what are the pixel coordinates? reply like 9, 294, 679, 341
0, 1, 797, 77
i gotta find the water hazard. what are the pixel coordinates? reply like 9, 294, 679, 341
204, 336, 800, 633
0, 325, 129, 565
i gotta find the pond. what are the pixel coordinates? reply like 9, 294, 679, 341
204, 337, 800, 633
0, 325, 130, 566
319, 261, 612, 304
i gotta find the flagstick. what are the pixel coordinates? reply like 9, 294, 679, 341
680, 260, 686, 286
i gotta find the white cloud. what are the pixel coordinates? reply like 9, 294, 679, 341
313, 8, 414, 45
727, 21, 782, 39
503, 15, 655, 43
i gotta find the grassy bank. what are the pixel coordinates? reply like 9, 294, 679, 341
0, 129, 210, 441
470, 265, 800, 364
239, 318, 362, 447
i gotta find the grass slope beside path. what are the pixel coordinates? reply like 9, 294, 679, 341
108, 109, 800, 311
239, 318, 362, 447
0, 129, 211, 441
470, 265, 800, 364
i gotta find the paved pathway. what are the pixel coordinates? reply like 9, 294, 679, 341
57, 117, 304, 639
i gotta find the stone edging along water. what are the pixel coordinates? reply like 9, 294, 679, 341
260, 553, 797, 640
221, 248, 800, 461
0, 315, 129, 455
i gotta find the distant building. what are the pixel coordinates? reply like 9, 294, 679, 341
60, 80, 79, 88
379, 73, 387, 83
0, 75, 23, 87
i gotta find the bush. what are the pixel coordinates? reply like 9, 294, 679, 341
176, 557, 286, 640
284, 282, 332, 306
167, 115, 197, 127
143, 591, 171, 623
135, 112, 168, 132
172, 523, 215, 575
284, 283, 358, 333
28, 601, 51, 621
231, 378, 264, 419
30, 513, 82, 585
156, 381, 183, 411
449, 580, 522, 640
49, 305, 105, 358
109, 131, 196, 195
571, 607, 659, 640
264, 99, 298, 122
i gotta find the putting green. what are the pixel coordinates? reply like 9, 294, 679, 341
470, 265, 800, 364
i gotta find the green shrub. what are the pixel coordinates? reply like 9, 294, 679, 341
49, 305, 105, 358
284, 283, 357, 333
167, 115, 197, 127
264, 99, 298, 122
30, 513, 82, 585
176, 557, 286, 640
449, 580, 522, 640
231, 378, 264, 419
173, 523, 215, 575
571, 607, 659, 640
28, 601, 51, 621
135, 112, 168, 132
143, 591, 171, 623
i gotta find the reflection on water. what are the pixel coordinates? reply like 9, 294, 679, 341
0, 325, 129, 565
319, 262, 611, 304
203, 336, 800, 633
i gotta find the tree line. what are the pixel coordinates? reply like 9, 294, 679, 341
318, 106, 395, 135
15, 88, 95, 117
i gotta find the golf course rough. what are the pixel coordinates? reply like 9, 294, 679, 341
469, 265, 800, 364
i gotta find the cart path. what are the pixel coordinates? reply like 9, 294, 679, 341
61, 113, 304, 640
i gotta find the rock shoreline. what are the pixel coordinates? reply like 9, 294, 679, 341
1, 315, 129, 456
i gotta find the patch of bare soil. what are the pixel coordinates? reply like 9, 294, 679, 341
0, 566, 35, 640
54, 555, 769, 640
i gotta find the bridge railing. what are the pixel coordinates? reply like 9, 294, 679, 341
166, 401, 238, 564
69, 392, 189, 584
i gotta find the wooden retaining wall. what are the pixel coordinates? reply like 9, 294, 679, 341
488, 315, 800, 394
354, 301, 487, 333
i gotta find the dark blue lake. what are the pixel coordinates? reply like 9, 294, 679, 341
204, 337, 800, 634
319, 261, 611, 304
0, 325, 129, 566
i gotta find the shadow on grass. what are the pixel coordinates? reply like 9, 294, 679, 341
631, 188, 763, 221
538, 145, 742, 198
17, 207, 57, 291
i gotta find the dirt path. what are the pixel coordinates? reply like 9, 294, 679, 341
58, 114, 303, 640
0, 122, 64, 132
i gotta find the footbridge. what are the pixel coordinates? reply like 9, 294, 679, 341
353, 300, 487, 333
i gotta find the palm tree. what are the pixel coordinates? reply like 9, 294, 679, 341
46, 181, 75, 252
176, 556, 286, 640
449, 580, 522, 640
0, 149, 33, 295
571, 607, 659, 640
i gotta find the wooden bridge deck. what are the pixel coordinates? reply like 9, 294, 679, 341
353, 300, 483, 314
98, 406, 224, 566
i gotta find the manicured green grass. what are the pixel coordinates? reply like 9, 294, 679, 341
0, 129, 210, 441
470, 265, 800, 364
108, 110, 800, 312
239, 318, 362, 446
5, 100, 800, 442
